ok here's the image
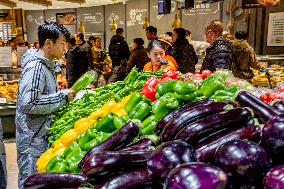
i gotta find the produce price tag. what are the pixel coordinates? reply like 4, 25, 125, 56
0, 98, 7, 103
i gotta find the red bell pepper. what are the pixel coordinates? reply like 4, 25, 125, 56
141, 76, 160, 102
161, 70, 179, 80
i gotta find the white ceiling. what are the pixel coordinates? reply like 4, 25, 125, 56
0, 0, 128, 10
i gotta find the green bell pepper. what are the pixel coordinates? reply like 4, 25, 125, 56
152, 93, 179, 120
94, 113, 115, 133
141, 115, 157, 135
174, 92, 197, 102
214, 90, 235, 97
161, 93, 180, 109
63, 141, 80, 158
124, 92, 143, 113
45, 155, 64, 172
114, 115, 129, 129
78, 127, 97, 149
224, 86, 239, 93
128, 101, 151, 121
50, 161, 68, 172
173, 80, 197, 95
155, 80, 177, 97
82, 132, 111, 151
198, 75, 215, 89
213, 95, 234, 102
67, 151, 86, 173
199, 78, 225, 97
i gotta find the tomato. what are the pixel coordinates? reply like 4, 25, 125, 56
260, 94, 269, 103
267, 93, 276, 101
260, 93, 277, 103
201, 70, 212, 80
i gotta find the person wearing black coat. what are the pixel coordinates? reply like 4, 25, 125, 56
108, 28, 130, 68
66, 36, 88, 88
200, 20, 234, 72
126, 38, 150, 73
171, 28, 198, 74
76, 33, 94, 70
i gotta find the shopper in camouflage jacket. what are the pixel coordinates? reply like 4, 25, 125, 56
16, 22, 74, 189
231, 31, 261, 80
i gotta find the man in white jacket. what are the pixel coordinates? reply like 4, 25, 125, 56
16, 21, 75, 189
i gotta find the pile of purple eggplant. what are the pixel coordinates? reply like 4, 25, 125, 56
24, 91, 284, 189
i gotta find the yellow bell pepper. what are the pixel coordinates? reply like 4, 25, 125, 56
36, 154, 52, 172
89, 109, 107, 120
120, 94, 132, 107
53, 140, 65, 152
112, 103, 127, 116
100, 100, 117, 113
75, 119, 96, 135
59, 129, 78, 146
36, 148, 53, 172
52, 139, 64, 148
52, 146, 67, 157
74, 118, 92, 129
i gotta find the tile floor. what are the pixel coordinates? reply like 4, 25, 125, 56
5, 143, 18, 189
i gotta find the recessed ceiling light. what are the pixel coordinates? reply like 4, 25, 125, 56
57, 7, 61, 8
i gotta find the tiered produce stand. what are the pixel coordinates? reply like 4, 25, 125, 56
25, 68, 284, 189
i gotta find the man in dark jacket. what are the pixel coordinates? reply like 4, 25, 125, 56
108, 28, 130, 67
76, 32, 94, 70
201, 20, 234, 72
145, 26, 158, 50
66, 36, 86, 88
126, 38, 150, 72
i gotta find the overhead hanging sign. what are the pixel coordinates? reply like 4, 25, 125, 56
267, 12, 284, 46
242, 0, 280, 9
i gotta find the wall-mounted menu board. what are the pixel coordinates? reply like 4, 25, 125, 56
150, 0, 176, 36
77, 6, 104, 34
126, 0, 148, 45
45, 9, 76, 36
242, 0, 281, 9
182, 0, 221, 41
104, 2, 126, 50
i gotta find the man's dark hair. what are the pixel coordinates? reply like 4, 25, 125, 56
133, 38, 144, 46
146, 26, 157, 36
235, 31, 248, 40
116, 28, 124, 35
68, 36, 76, 46
89, 36, 95, 41
76, 33, 84, 41
165, 32, 172, 37
173, 28, 187, 40
38, 21, 70, 48
10, 37, 17, 43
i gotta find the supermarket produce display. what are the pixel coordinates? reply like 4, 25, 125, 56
25, 68, 284, 189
